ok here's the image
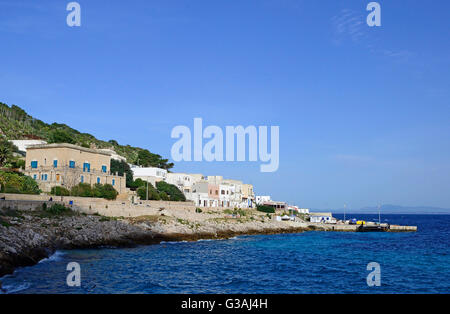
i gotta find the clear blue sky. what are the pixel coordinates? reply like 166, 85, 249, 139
1, 0, 449, 210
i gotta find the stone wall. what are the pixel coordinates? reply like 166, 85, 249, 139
0, 193, 196, 218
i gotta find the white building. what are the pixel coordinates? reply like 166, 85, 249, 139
188, 181, 210, 207
288, 206, 310, 214
166, 172, 196, 194
310, 216, 337, 224
9, 140, 47, 154
223, 179, 243, 208
256, 196, 271, 205
131, 166, 167, 186
99, 149, 127, 162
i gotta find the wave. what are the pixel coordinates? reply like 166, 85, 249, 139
38, 251, 65, 264
0, 282, 31, 294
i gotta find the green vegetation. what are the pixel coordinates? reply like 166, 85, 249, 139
92, 183, 118, 200
256, 205, 275, 214
137, 182, 161, 201
70, 183, 118, 200
0, 170, 41, 194
48, 129, 75, 144
110, 159, 134, 188
0, 102, 173, 169
0, 138, 18, 167
156, 181, 186, 202
195, 207, 202, 213
136, 149, 174, 170
42, 203, 72, 216
50, 186, 70, 196
0, 217, 11, 227
136, 181, 186, 202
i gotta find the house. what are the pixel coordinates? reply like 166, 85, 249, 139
256, 196, 271, 205
189, 181, 210, 207
263, 200, 287, 211
166, 172, 195, 194
98, 148, 127, 162
131, 166, 167, 186
241, 184, 255, 208
310, 215, 337, 224
24, 143, 126, 194
219, 183, 232, 208
222, 179, 243, 208
9, 140, 47, 155
208, 183, 220, 207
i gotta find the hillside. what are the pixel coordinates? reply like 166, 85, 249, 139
0, 102, 173, 169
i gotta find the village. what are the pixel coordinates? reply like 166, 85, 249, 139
1, 139, 417, 232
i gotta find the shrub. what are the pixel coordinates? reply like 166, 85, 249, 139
50, 186, 70, 196
43, 203, 72, 216
155, 181, 186, 202
71, 183, 94, 197
256, 205, 275, 214
0, 171, 40, 195
159, 191, 169, 201
137, 184, 160, 201
195, 207, 202, 213
93, 183, 118, 200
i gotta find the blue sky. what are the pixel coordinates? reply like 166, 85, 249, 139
1, 0, 449, 210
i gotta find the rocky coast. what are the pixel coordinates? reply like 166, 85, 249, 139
0, 205, 314, 278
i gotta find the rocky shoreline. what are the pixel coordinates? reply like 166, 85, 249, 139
0, 208, 315, 278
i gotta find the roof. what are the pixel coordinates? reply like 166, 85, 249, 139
26, 143, 112, 156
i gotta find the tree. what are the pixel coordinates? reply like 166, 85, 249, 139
93, 183, 118, 200
0, 170, 40, 195
136, 182, 160, 201
0, 139, 18, 167
110, 159, 134, 187
136, 149, 174, 170
156, 181, 186, 202
49, 130, 75, 144
71, 183, 94, 197
51, 186, 70, 196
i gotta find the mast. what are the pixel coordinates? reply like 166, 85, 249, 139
378, 204, 381, 225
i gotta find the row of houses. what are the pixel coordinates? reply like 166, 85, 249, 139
11, 140, 308, 212
132, 166, 255, 208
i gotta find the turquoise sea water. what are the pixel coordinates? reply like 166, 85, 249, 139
1, 214, 449, 294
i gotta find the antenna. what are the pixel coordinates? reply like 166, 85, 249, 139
378, 203, 381, 225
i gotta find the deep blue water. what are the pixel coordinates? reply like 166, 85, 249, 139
1, 214, 449, 294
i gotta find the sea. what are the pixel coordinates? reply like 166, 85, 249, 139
1, 214, 449, 294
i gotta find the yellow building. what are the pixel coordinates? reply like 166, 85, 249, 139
24, 143, 126, 194
241, 184, 255, 208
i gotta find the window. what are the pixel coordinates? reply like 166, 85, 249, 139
41, 174, 48, 181
97, 177, 100, 184
83, 163, 90, 172
31, 161, 38, 169
80, 175, 84, 183
112, 179, 115, 186
33, 174, 37, 180
102, 165, 107, 173
53, 160, 58, 168
69, 160, 75, 168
